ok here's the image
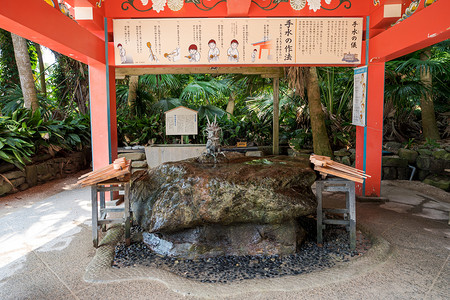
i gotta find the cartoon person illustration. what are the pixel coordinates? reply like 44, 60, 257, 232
227, 39, 239, 62
164, 47, 180, 62
186, 44, 201, 62
251, 49, 258, 62
117, 44, 127, 64
147, 42, 159, 62
207, 39, 220, 62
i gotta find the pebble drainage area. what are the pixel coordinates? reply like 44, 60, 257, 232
112, 225, 372, 284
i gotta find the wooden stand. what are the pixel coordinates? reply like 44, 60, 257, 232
316, 178, 356, 251
91, 178, 131, 248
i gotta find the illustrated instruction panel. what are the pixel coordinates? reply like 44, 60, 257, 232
113, 18, 363, 66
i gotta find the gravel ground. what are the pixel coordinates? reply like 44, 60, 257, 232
113, 220, 372, 283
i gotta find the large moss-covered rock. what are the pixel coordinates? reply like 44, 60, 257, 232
423, 175, 450, 191
432, 149, 448, 160
418, 149, 432, 156
130, 155, 317, 233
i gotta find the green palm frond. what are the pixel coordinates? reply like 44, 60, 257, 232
397, 58, 447, 76
150, 98, 182, 113
197, 105, 226, 120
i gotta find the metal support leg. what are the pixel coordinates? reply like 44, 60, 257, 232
99, 190, 106, 232
348, 182, 356, 250
124, 182, 131, 246
91, 185, 99, 248
316, 181, 324, 246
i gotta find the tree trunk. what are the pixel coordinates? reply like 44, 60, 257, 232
226, 92, 235, 116
34, 43, 47, 98
419, 50, 440, 140
127, 75, 139, 114
11, 33, 39, 112
306, 67, 333, 158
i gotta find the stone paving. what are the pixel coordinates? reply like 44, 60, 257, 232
0, 175, 449, 299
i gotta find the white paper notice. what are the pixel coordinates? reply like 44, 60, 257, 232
352, 66, 367, 127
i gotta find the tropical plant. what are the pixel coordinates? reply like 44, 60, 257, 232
0, 108, 90, 168
389, 41, 450, 140
0, 116, 34, 168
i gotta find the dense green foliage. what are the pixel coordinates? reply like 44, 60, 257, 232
0, 109, 90, 169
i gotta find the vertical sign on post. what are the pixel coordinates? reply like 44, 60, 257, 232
352, 66, 368, 127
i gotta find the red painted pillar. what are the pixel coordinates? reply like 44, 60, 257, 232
109, 66, 118, 161
88, 61, 117, 170
355, 63, 385, 197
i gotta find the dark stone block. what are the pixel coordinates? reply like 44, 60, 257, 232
397, 168, 409, 180
382, 156, 408, 168
36, 163, 48, 175
0, 182, 13, 196
18, 183, 29, 191
4, 170, 25, 180
384, 142, 402, 154
25, 165, 38, 187
341, 156, 351, 166
334, 149, 350, 157
398, 148, 418, 164
418, 170, 430, 181
11, 177, 25, 188
383, 167, 397, 180
416, 156, 431, 170
418, 149, 432, 156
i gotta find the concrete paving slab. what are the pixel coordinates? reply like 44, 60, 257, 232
33, 225, 95, 293
0, 251, 75, 300
75, 281, 187, 300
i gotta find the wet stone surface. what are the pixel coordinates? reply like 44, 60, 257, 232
113, 223, 372, 283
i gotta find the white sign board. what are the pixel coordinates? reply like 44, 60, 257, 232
352, 66, 367, 127
113, 18, 363, 66
165, 106, 198, 136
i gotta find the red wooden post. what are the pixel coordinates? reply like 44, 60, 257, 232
355, 62, 385, 197
88, 61, 117, 170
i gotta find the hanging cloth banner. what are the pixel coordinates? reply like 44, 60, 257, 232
113, 17, 363, 66
352, 66, 368, 127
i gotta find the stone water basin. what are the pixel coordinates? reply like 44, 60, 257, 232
130, 153, 317, 259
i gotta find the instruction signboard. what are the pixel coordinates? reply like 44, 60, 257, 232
165, 106, 198, 136
113, 17, 363, 66
352, 66, 367, 127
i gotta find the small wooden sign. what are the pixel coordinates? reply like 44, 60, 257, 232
237, 142, 247, 148
165, 106, 198, 136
